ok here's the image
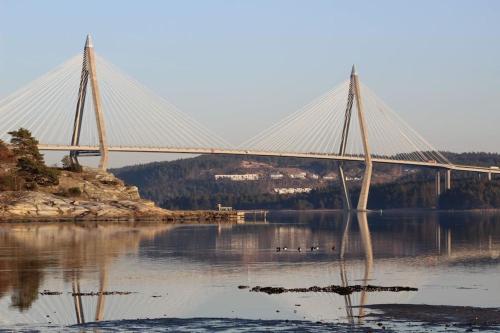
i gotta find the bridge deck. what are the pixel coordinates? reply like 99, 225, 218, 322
38, 144, 500, 174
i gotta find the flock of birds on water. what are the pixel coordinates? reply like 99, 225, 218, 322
276, 246, 335, 252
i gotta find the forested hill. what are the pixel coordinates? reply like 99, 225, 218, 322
112, 152, 500, 210
441, 152, 500, 167
112, 155, 346, 209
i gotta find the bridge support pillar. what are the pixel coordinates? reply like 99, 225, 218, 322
444, 169, 451, 190
488, 172, 492, 181
338, 165, 351, 210
435, 171, 441, 198
351, 65, 373, 211
70, 35, 109, 170
85, 36, 109, 170
337, 67, 356, 211
357, 161, 373, 211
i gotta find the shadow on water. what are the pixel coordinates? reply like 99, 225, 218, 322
0, 211, 500, 331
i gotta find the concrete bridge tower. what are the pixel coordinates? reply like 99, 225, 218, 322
338, 66, 373, 211
70, 34, 109, 170
352, 66, 373, 211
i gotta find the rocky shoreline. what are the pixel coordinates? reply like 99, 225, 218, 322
0, 191, 240, 222
0, 167, 239, 223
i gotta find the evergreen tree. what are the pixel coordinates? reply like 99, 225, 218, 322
8, 128, 44, 164
61, 155, 82, 172
8, 128, 59, 187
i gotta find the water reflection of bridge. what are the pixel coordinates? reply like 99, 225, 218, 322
0, 223, 173, 324
0, 213, 499, 326
140, 213, 499, 265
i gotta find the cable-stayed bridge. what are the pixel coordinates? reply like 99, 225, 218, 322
0, 35, 498, 210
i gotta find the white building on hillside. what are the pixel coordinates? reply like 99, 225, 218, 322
323, 174, 337, 180
274, 187, 312, 195
215, 174, 259, 181
288, 172, 307, 179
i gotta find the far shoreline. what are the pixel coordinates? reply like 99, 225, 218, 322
3, 207, 500, 225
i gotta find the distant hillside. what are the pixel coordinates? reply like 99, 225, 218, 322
439, 179, 500, 209
442, 152, 500, 167
113, 154, 406, 208
112, 152, 500, 210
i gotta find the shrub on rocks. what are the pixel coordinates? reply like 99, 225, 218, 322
68, 187, 82, 196
61, 155, 83, 172
0, 173, 18, 191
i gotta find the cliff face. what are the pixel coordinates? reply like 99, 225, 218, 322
48, 167, 141, 201
0, 167, 171, 221
0, 191, 169, 220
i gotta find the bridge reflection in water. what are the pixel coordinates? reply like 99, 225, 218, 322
0, 223, 174, 325
339, 213, 373, 324
0, 212, 499, 329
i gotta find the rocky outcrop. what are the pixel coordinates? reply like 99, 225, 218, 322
0, 167, 239, 222
0, 191, 169, 220
49, 167, 141, 201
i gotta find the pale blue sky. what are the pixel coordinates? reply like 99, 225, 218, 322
1, 0, 500, 166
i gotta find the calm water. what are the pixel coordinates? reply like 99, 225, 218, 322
1, 211, 500, 332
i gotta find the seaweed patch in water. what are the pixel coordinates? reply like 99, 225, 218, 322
248, 284, 418, 295
71, 291, 135, 296
40, 290, 63, 295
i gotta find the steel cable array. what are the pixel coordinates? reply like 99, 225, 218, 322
0, 52, 449, 166
240, 81, 450, 165
0, 53, 230, 149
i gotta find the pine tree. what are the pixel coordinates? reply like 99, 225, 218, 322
8, 128, 59, 187
8, 128, 44, 164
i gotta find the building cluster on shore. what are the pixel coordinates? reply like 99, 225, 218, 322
214, 172, 337, 182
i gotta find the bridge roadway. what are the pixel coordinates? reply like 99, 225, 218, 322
38, 144, 500, 175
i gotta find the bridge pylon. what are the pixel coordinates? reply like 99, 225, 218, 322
338, 66, 373, 211
352, 66, 373, 211
337, 67, 355, 210
70, 34, 109, 170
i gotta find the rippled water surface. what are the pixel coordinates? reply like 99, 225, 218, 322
1, 211, 500, 332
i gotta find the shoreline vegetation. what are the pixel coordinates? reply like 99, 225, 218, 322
0, 128, 238, 223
